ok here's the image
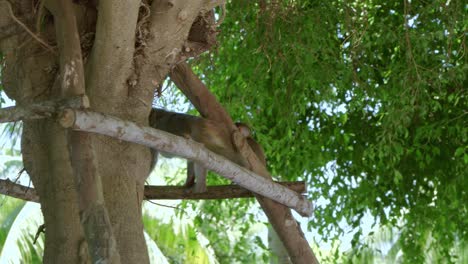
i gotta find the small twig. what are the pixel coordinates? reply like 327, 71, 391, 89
58, 109, 313, 217
403, 0, 421, 81
1, 0, 55, 53
13, 168, 26, 183
35, 0, 45, 34
146, 200, 184, 211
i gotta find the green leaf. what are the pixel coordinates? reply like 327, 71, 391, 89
454, 147, 465, 157
394, 170, 402, 185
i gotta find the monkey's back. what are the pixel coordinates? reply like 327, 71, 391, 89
150, 108, 246, 166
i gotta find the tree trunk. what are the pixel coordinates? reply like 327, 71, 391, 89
0, 0, 209, 262
1, 0, 318, 263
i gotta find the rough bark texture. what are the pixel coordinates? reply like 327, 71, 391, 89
1, 2, 84, 261
0, 0, 213, 263
44, 0, 120, 261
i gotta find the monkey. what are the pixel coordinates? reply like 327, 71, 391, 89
234, 122, 267, 166
149, 108, 266, 193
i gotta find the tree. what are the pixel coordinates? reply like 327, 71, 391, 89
1, 0, 466, 263
1, 0, 316, 263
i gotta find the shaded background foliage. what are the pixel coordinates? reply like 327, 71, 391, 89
193, 0, 466, 262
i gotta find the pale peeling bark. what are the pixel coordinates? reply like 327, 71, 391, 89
59, 109, 313, 216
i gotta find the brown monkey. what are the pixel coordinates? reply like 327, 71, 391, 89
149, 108, 266, 193
235, 122, 267, 166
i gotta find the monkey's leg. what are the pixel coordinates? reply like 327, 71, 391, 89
185, 161, 207, 193
185, 161, 196, 188
193, 163, 207, 193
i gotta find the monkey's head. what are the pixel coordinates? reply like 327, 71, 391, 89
235, 122, 252, 138
235, 122, 267, 166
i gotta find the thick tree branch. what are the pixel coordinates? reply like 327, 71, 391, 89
129, 0, 207, 106
44, 1, 120, 262
85, 0, 140, 99
145, 181, 306, 200
58, 109, 313, 217
0, 179, 38, 202
44, 0, 85, 96
170, 62, 319, 264
0, 179, 305, 202
0, 96, 89, 123
170, 62, 235, 126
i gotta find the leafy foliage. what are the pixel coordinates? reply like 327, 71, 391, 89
190, 199, 267, 263
195, 0, 467, 262
0, 58, 5, 107
16, 232, 43, 264
0, 196, 25, 253
0, 199, 43, 263
143, 210, 212, 263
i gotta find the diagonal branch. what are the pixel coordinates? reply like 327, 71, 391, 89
58, 109, 313, 217
170, 62, 319, 264
169, 63, 235, 126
